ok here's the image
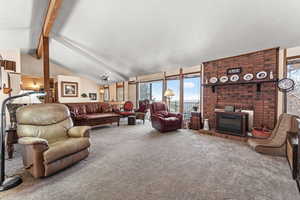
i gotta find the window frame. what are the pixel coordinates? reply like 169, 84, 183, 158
103, 86, 110, 102
116, 82, 125, 102
285, 55, 300, 115
139, 80, 163, 102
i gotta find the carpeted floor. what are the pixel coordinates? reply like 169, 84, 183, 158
1, 120, 299, 200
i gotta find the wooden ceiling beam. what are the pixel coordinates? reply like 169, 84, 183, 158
36, 0, 63, 59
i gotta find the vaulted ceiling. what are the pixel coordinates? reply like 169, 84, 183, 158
1, 0, 300, 82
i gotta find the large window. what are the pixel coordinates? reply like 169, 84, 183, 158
166, 78, 180, 112
183, 75, 201, 119
287, 58, 300, 116
139, 81, 162, 102
116, 82, 124, 101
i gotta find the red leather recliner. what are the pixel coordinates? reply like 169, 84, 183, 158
150, 102, 183, 132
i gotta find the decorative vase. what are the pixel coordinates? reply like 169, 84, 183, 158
203, 119, 209, 130
270, 71, 274, 79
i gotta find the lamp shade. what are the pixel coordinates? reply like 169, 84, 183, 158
11, 90, 42, 104
164, 88, 175, 97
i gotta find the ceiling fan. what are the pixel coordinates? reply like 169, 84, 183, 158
98, 72, 114, 84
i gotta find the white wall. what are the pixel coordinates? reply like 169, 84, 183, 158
20, 54, 101, 104
57, 75, 100, 103
21, 53, 74, 78
287, 46, 300, 57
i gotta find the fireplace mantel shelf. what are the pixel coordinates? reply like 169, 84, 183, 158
203, 79, 278, 93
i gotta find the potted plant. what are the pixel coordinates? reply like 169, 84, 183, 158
192, 106, 198, 111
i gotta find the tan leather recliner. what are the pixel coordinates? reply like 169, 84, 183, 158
16, 103, 91, 178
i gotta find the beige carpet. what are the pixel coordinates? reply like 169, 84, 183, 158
1, 120, 299, 200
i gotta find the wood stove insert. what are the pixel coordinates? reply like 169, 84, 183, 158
215, 112, 249, 137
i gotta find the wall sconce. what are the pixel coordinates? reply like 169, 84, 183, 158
32, 81, 39, 89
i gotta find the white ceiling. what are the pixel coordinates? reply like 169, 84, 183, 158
1, 0, 300, 82
0, 0, 48, 50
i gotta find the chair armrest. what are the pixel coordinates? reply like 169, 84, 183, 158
151, 114, 166, 122
18, 137, 49, 178
68, 126, 91, 138
18, 137, 49, 146
168, 112, 183, 118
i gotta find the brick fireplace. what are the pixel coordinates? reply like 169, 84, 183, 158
203, 48, 279, 130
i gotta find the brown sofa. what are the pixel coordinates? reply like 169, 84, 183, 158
16, 104, 91, 178
64, 102, 120, 127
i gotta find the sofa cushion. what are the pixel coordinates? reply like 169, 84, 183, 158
83, 113, 119, 120
68, 104, 87, 115
43, 137, 90, 164
96, 103, 103, 113
85, 103, 99, 114
101, 103, 113, 113
164, 117, 180, 126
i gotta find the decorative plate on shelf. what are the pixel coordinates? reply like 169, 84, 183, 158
209, 77, 218, 84
256, 71, 267, 79
230, 74, 239, 82
219, 76, 229, 83
243, 73, 254, 81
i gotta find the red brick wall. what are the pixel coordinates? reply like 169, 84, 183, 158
203, 48, 279, 129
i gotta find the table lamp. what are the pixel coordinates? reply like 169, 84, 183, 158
164, 88, 175, 110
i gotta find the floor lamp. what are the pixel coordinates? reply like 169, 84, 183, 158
164, 88, 175, 110
0, 91, 46, 192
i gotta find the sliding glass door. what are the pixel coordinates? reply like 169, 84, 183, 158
287, 58, 300, 116
166, 78, 180, 112
183, 75, 201, 119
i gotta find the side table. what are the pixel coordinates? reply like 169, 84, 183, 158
135, 112, 146, 124
190, 112, 202, 130
287, 132, 298, 179
128, 115, 136, 125
286, 130, 300, 191
6, 128, 18, 159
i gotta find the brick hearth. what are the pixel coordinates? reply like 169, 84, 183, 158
203, 48, 279, 130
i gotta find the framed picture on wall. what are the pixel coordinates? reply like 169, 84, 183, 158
89, 93, 97, 100
61, 81, 78, 97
